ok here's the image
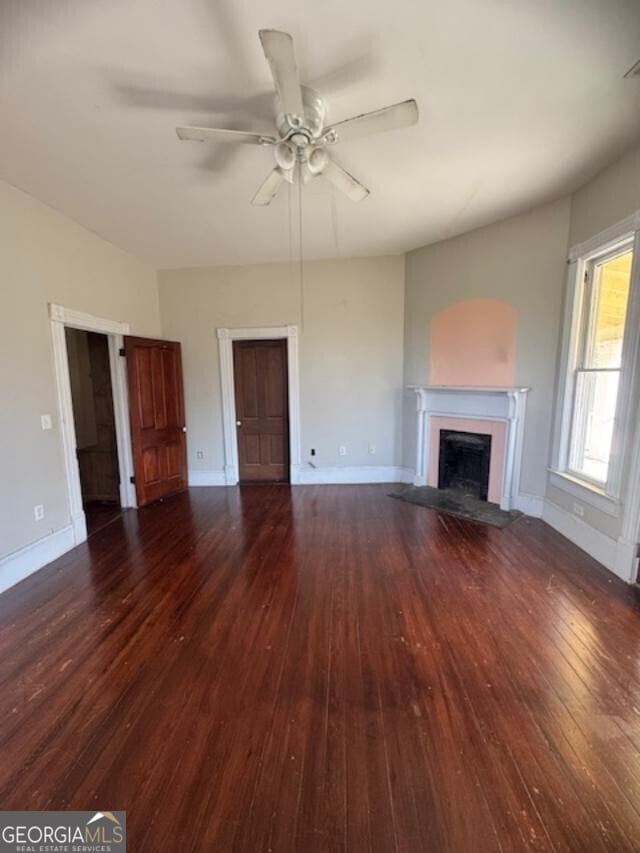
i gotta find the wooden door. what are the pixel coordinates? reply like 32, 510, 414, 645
233, 339, 289, 483
124, 336, 188, 506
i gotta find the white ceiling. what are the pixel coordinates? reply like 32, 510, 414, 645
1, 0, 640, 268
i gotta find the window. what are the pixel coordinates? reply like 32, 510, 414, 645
555, 226, 640, 502
567, 247, 633, 485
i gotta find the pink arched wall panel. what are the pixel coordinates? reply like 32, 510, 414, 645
429, 299, 517, 387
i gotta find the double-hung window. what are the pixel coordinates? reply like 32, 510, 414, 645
567, 244, 634, 488
554, 217, 640, 505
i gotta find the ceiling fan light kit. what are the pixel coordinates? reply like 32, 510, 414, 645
176, 28, 419, 206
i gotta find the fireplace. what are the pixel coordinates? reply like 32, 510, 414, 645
408, 386, 530, 511
438, 430, 492, 501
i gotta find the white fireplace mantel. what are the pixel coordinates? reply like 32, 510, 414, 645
408, 385, 530, 511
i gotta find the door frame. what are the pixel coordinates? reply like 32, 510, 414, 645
49, 303, 137, 546
217, 325, 301, 485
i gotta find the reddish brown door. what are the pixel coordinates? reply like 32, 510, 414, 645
124, 336, 188, 506
233, 339, 289, 483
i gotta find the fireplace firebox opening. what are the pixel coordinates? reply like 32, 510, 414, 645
438, 429, 492, 502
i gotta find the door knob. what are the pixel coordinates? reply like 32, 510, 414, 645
236, 420, 242, 427
182, 426, 187, 433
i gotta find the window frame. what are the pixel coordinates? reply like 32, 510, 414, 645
566, 242, 632, 487
551, 216, 640, 508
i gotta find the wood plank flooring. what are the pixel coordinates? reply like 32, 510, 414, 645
84, 500, 122, 536
1, 485, 640, 851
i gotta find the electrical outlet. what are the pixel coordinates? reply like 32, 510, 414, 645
34, 504, 45, 521
339, 445, 347, 456
310, 448, 316, 456
196, 450, 204, 460
41, 414, 52, 431
368, 443, 376, 455
572, 502, 584, 518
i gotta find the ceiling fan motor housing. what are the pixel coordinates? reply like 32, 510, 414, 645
276, 86, 326, 144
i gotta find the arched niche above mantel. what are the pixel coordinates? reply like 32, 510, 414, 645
429, 299, 518, 387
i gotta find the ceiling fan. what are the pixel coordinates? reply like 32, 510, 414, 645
176, 29, 419, 206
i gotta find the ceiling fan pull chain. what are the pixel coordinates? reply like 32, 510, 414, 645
298, 161, 305, 332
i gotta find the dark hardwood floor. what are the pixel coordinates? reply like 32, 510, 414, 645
84, 500, 122, 536
2, 485, 640, 852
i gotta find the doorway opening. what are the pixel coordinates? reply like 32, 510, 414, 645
233, 338, 290, 483
65, 329, 121, 535
50, 303, 137, 547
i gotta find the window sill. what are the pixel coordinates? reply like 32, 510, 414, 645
548, 470, 621, 517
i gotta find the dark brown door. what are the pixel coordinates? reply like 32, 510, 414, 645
124, 336, 188, 506
233, 339, 289, 483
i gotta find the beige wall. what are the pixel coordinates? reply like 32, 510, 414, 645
545, 484, 622, 540
0, 179, 160, 559
403, 197, 571, 500
569, 140, 640, 247
158, 256, 405, 475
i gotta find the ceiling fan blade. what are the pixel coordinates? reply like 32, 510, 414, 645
176, 126, 276, 145
252, 168, 287, 206
325, 99, 418, 144
321, 158, 370, 202
258, 29, 304, 118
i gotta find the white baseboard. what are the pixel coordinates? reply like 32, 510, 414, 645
513, 493, 544, 518
188, 469, 227, 486
542, 499, 635, 582
0, 525, 75, 595
298, 465, 409, 485
187, 466, 544, 520
189, 467, 413, 487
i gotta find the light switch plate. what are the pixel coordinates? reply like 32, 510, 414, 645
41, 414, 53, 431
